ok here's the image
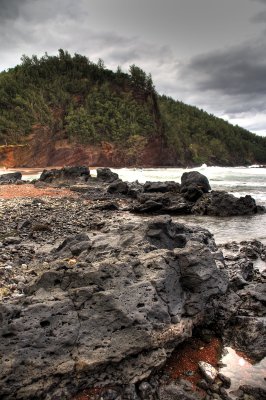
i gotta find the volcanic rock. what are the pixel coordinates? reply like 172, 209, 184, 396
192, 191, 258, 216
0, 213, 228, 399
97, 167, 118, 182
180, 171, 211, 202
0, 171, 22, 183
39, 166, 90, 184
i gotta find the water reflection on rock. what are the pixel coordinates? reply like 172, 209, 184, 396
220, 347, 266, 393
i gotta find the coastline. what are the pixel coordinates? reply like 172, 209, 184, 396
0, 168, 265, 400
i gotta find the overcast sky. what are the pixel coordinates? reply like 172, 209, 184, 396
1, 0, 266, 136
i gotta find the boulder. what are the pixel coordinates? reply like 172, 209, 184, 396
0, 216, 228, 399
192, 191, 258, 216
97, 168, 119, 182
144, 181, 180, 193
180, 171, 211, 202
39, 166, 90, 184
0, 171, 22, 182
107, 179, 129, 194
198, 361, 218, 383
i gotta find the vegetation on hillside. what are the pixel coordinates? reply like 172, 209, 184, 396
0, 49, 265, 165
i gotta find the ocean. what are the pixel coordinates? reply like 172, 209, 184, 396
110, 165, 266, 245
1, 165, 266, 245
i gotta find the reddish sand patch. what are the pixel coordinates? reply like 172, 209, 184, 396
71, 337, 222, 400
162, 336, 222, 387
72, 387, 106, 400
0, 184, 77, 199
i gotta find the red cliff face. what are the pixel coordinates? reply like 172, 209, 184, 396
0, 134, 170, 168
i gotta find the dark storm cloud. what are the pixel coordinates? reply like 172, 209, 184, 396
0, 0, 26, 20
182, 40, 266, 113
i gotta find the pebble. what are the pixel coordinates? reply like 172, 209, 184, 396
198, 361, 218, 383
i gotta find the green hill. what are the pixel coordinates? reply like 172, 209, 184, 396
0, 49, 265, 166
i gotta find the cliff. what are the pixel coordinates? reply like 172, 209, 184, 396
0, 50, 266, 167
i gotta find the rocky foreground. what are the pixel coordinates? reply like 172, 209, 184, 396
0, 168, 265, 400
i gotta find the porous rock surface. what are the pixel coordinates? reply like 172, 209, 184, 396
206, 240, 266, 361
0, 197, 228, 400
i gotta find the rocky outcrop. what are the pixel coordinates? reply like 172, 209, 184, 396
192, 191, 259, 216
143, 181, 180, 193
0, 171, 22, 183
39, 166, 90, 184
0, 200, 228, 399
97, 167, 119, 182
180, 171, 211, 202
206, 240, 266, 361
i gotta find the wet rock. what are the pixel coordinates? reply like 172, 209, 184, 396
180, 171, 211, 202
192, 192, 258, 217
97, 167, 119, 182
198, 361, 218, 383
217, 373, 231, 389
223, 316, 266, 361
39, 166, 90, 184
238, 385, 266, 400
197, 379, 210, 390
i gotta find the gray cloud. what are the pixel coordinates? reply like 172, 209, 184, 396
186, 43, 266, 97
0, 0, 24, 20
251, 9, 266, 23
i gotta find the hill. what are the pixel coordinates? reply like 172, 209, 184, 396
0, 50, 265, 167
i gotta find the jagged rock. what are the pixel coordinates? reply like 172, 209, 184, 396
180, 171, 211, 202
127, 181, 144, 198
143, 181, 180, 193
238, 385, 266, 400
0, 171, 22, 182
206, 240, 266, 361
158, 383, 201, 400
55, 233, 91, 256
0, 215, 227, 399
192, 192, 258, 216
223, 316, 266, 361
97, 168, 119, 182
133, 193, 192, 215
39, 166, 90, 184
107, 179, 129, 194
134, 199, 163, 213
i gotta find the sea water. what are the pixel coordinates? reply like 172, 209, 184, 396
1, 165, 266, 244
111, 165, 266, 245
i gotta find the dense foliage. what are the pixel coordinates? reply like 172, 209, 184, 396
0, 50, 265, 165
159, 96, 266, 165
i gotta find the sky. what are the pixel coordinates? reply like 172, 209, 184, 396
1, 0, 266, 136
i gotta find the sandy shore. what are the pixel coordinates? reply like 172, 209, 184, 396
0, 184, 76, 199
